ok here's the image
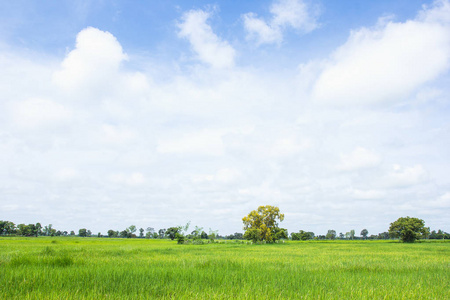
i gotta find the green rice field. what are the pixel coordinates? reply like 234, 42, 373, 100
1, 237, 449, 299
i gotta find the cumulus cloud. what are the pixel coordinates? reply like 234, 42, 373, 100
1, 1, 450, 235
338, 147, 381, 171
311, 0, 450, 105
243, 0, 319, 45
178, 9, 236, 68
53, 27, 128, 91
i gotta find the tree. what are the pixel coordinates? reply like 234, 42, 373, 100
326, 230, 336, 240
139, 228, 144, 238
360, 229, 368, 240
166, 227, 180, 240
79, 228, 87, 237
389, 217, 427, 243
35, 223, 42, 237
349, 229, 355, 240
126, 225, 136, 238
291, 230, 314, 241
208, 228, 218, 241
158, 228, 166, 239
243, 228, 262, 243
107, 230, 116, 238
242, 205, 285, 243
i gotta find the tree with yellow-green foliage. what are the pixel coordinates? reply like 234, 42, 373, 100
242, 205, 287, 243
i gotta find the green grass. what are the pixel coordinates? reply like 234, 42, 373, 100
0, 237, 449, 299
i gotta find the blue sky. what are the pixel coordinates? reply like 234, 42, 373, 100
1, 0, 449, 236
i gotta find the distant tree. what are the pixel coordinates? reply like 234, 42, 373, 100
120, 230, 128, 238
126, 225, 136, 238
389, 217, 427, 243
339, 232, 344, 239
242, 205, 285, 243
97, 232, 101, 237
243, 228, 262, 243
349, 229, 355, 240
208, 228, 218, 241
139, 228, 144, 238
200, 231, 208, 239
377, 232, 389, 240
43, 224, 54, 236
191, 226, 203, 240
175, 232, 185, 244
422, 227, 430, 239
360, 229, 369, 240
86, 230, 92, 237
79, 228, 87, 237
326, 230, 336, 240
429, 229, 449, 239
166, 227, 180, 240
70, 231, 75, 236
107, 230, 115, 238
292, 230, 314, 241
35, 223, 42, 237
152, 232, 158, 239
158, 229, 166, 239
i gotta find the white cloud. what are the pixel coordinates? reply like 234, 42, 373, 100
157, 130, 225, 156
338, 147, 381, 171
53, 27, 128, 91
191, 168, 242, 184
350, 189, 386, 200
433, 192, 450, 208
243, 13, 282, 45
101, 124, 137, 144
311, 0, 450, 105
109, 172, 146, 186
1, 2, 450, 236
178, 9, 235, 68
243, 0, 319, 45
383, 164, 428, 188
11, 97, 71, 128
54, 168, 79, 181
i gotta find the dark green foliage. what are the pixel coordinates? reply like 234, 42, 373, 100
361, 229, 369, 239
326, 230, 336, 240
243, 228, 262, 243
389, 217, 426, 243
78, 228, 87, 237
291, 230, 314, 240
166, 227, 180, 240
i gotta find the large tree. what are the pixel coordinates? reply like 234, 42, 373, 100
242, 205, 286, 243
166, 227, 180, 240
389, 217, 426, 243
361, 229, 369, 240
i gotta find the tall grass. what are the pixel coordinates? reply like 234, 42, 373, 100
0, 237, 448, 299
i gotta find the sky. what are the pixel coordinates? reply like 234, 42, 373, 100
0, 0, 449, 236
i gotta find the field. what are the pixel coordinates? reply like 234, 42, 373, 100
0, 237, 449, 299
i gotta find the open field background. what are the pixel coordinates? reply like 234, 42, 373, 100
1, 237, 449, 299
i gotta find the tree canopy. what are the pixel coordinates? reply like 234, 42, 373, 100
389, 216, 426, 243
242, 205, 286, 243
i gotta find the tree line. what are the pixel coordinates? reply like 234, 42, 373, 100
1, 212, 449, 243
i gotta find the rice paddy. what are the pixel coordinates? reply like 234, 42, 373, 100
1, 237, 448, 299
